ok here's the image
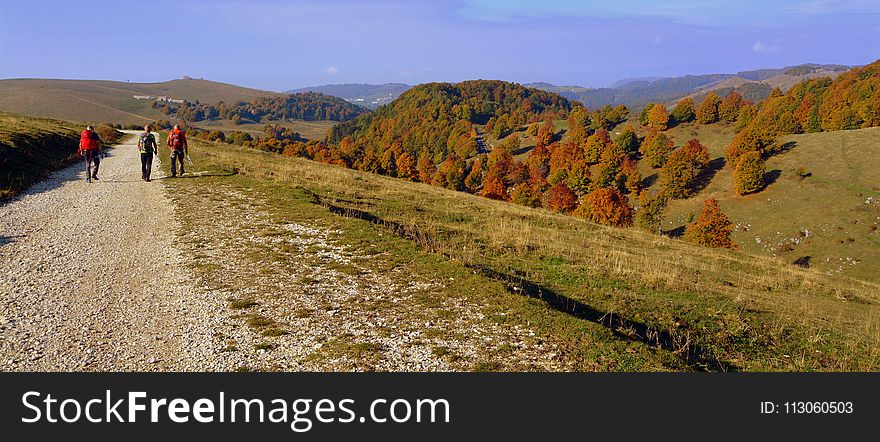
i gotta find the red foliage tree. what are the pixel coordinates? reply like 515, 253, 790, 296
546, 182, 578, 213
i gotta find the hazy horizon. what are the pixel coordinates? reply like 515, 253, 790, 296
1, 0, 878, 91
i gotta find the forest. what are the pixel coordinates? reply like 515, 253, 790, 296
152, 91, 367, 123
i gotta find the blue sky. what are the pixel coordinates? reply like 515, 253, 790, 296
0, 0, 877, 90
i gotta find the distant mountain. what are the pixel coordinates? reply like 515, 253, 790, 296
286, 83, 412, 109
607, 76, 667, 88
0, 77, 282, 124
529, 63, 851, 110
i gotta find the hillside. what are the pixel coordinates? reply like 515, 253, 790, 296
287, 83, 412, 109
173, 134, 880, 371
530, 63, 851, 109
0, 78, 282, 124
329, 80, 572, 162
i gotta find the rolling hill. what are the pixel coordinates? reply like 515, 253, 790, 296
0, 77, 282, 124
286, 83, 412, 109
529, 63, 851, 109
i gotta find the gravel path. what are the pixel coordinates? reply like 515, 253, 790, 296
1, 132, 560, 372
0, 132, 220, 370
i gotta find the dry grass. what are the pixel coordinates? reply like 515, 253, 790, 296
185, 137, 880, 370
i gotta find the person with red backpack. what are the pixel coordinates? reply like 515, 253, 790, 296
167, 124, 188, 177
78, 125, 104, 183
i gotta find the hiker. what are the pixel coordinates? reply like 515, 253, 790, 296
167, 124, 188, 177
137, 124, 159, 181
78, 125, 104, 182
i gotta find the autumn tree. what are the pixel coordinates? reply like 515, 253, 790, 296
646, 103, 670, 130
684, 198, 737, 248
536, 119, 555, 148
526, 143, 551, 188
396, 151, 418, 181
591, 141, 626, 191
574, 187, 633, 227
733, 151, 766, 195
718, 91, 746, 123
480, 175, 507, 200
464, 155, 485, 192
416, 152, 436, 183
546, 182, 578, 213
724, 124, 775, 164
696, 92, 721, 124
660, 138, 710, 198
620, 157, 642, 194
584, 129, 611, 164
635, 190, 668, 234
510, 184, 542, 208
639, 102, 655, 126
640, 130, 675, 168
613, 124, 640, 157
670, 97, 696, 125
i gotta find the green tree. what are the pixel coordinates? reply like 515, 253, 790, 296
670, 98, 696, 125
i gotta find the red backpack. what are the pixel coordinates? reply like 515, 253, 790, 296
169, 130, 185, 149
79, 130, 98, 151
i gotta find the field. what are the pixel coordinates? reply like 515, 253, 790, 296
0, 78, 281, 125
192, 118, 336, 141
175, 135, 880, 371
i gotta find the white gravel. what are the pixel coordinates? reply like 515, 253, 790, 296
0, 132, 221, 371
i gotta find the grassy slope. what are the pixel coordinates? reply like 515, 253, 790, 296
503, 118, 879, 283
191, 118, 336, 141
0, 78, 282, 124
177, 136, 880, 371
638, 123, 880, 283
0, 112, 82, 199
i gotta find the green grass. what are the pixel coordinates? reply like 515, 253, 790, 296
167, 135, 880, 371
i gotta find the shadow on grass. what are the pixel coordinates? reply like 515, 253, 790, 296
764, 169, 782, 187
467, 264, 738, 372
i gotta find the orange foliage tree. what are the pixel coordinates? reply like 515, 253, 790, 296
660, 138, 710, 198
685, 198, 737, 248
573, 187, 633, 227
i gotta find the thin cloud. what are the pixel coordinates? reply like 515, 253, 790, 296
325, 66, 339, 74
752, 40, 783, 53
